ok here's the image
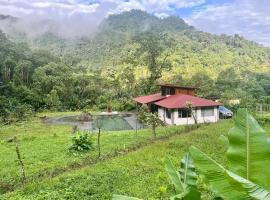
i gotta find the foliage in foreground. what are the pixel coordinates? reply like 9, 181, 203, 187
190, 109, 270, 200
113, 153, 201, 200
164, 154, 200, 199
114, 109, 270, 199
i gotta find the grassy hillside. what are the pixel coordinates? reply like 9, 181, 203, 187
2, 120, 230, 199
0, 112, 197, 194
5, 118, 266, 200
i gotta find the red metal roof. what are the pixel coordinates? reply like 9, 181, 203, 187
134, 93, 166, 104
154, 94, 222, 109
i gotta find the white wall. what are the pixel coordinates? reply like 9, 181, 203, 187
196, 107, 219, 124
158, 107, 173, 124
158, 106, 219, 125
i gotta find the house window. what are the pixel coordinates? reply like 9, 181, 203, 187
162, 87, 175, 96
165, 109, 171, 119
178, 109, 191, 118
201, 107, 214, 117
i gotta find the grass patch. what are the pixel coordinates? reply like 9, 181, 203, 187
3, 112, 269, 199
2, 119, 234, 199
0, 112, 196, 194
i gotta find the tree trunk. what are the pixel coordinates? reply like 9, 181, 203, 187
98, 128, 101, 158
152, 125, 156, 139
191, 111, 198, 125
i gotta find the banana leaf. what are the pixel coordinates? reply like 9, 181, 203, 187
179, 153, 197, 187
165, 157, 185, 194
190, 146, 250, 200
165, 155, 200, 200
227, 109, 270, 189
227, 171, 270, 200
170, 187, 200, 200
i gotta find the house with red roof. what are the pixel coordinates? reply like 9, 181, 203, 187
134, 84, 222, 125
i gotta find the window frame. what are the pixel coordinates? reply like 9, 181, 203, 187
178, 109, 192, 118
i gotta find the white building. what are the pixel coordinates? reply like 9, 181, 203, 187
134, 84, 222, 125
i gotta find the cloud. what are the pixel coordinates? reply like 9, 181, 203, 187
0, 0, 116, 38
110, 0, 206, 14
0, 0, 269, 47
0, 0, 206, 38
187, 0, 270, 46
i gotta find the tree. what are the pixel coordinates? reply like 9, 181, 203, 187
189, 72, 214, 96
133, 32, 175, 92
145, 112, 162, 139
185, 101, 197, 125
137, 105, 163, 139
45, 89, 61, 110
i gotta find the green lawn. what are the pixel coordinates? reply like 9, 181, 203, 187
2, 113, 269, 200
0, 112, 193, 195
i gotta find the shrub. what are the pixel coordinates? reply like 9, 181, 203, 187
68, 132, 94, 153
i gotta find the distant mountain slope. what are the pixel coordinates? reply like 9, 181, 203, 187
74, 10, 270, 73
0, 10, 269, 75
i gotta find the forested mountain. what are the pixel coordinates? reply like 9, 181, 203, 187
1, 10, 270, 122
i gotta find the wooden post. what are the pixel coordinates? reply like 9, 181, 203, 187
14, 136, 26, 184
98, 128, 101, 158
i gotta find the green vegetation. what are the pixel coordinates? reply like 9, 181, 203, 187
138, 105, 164, 139
68, 132, 94, 153
0, 117, 229, 199
0, 113, 197, 195
1, 10, 270, 121
1, 112, 269, 199
1, 8, 270, 200
190, 109, 270, 199
113, 109, 270, 200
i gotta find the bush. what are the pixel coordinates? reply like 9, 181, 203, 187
68, 132, 94, 153
0, 96, 32, 124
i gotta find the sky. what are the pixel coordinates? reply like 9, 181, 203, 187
0, 0, 270, 46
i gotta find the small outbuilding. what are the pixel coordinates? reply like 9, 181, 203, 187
134, 84, 222, 125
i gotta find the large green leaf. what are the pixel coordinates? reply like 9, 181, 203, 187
179, 153, 197, 187
171, 187, 200, 200
164, 157, 184, 194
165, 155, 200, 200
227, 171, 270, 200
112, 195, 143, 200
190, 146, 250, 200
227, 109, 270, 189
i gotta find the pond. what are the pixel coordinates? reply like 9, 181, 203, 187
44, 113, 143, 131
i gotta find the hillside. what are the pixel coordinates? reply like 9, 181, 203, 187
0, 10, 270, 118
89, 10, 270, 70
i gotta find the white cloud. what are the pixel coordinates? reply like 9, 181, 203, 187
0, 0, 206, 38
187, 0, 270, 46
110, 0, 205, 14
0, 0, 270, 46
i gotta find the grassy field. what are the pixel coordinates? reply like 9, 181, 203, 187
1, 112, 269, 200
0, 112, 195, 195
